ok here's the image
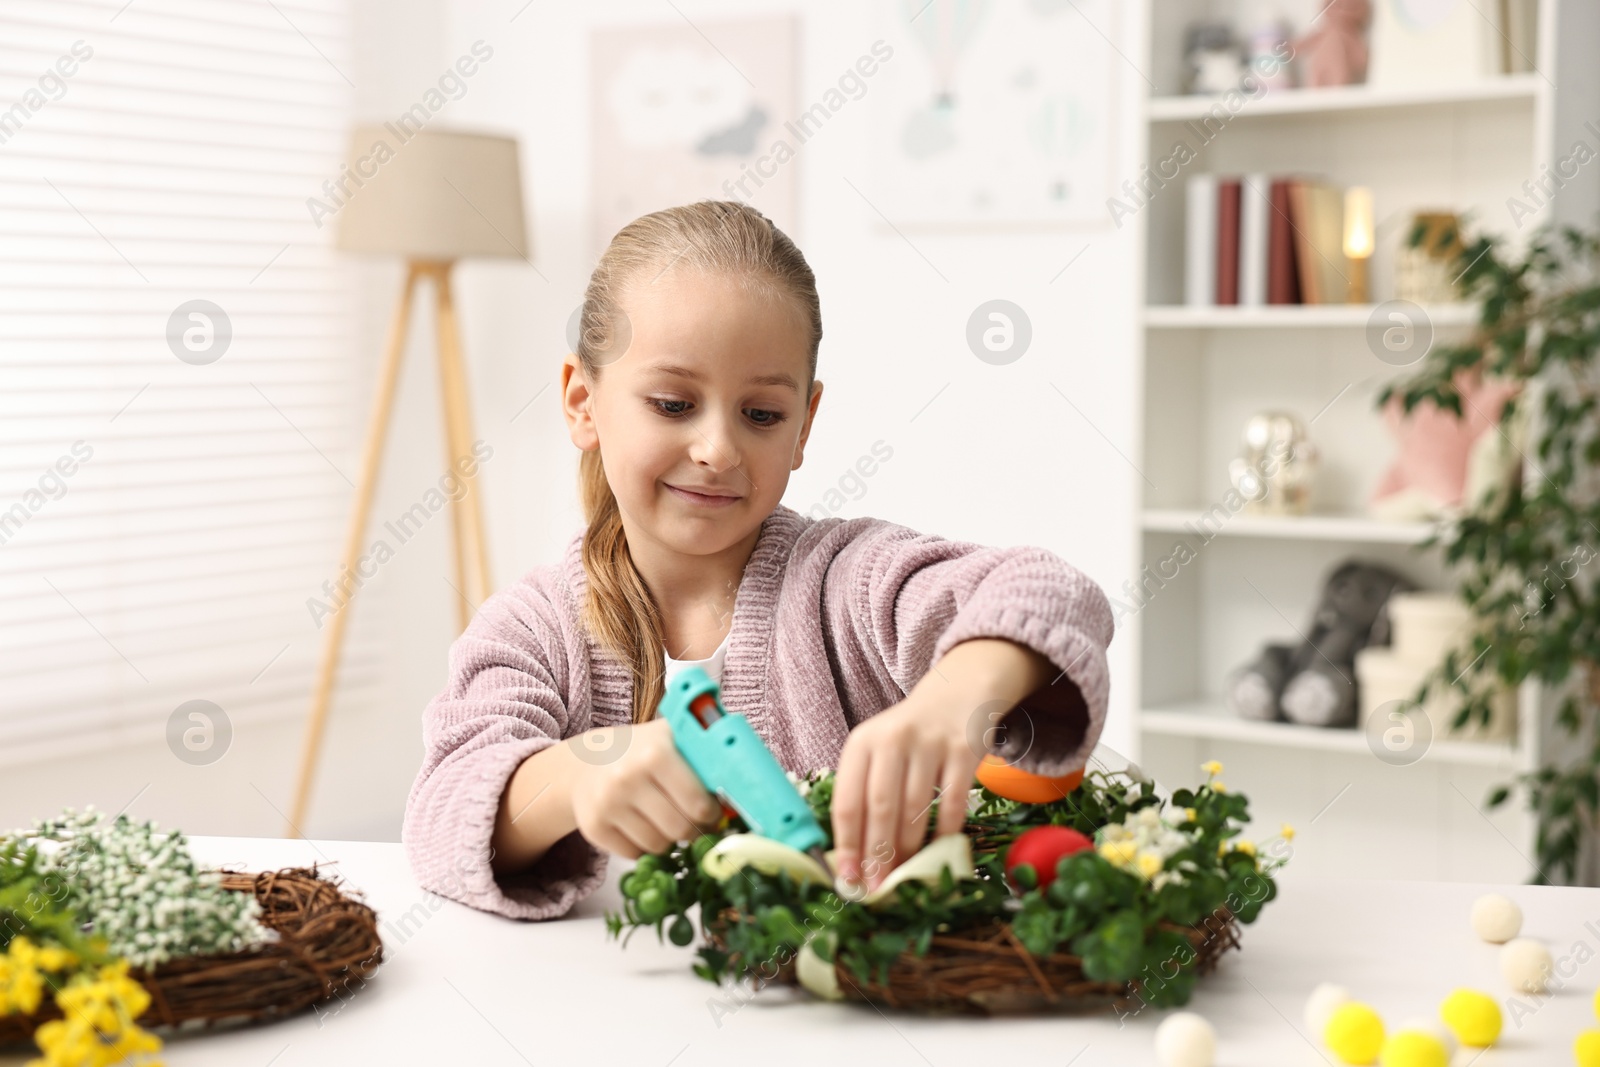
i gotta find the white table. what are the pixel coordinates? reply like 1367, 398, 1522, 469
4, 835, 1600, 1065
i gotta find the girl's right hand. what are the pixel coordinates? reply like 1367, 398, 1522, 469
568, 717, 724, 859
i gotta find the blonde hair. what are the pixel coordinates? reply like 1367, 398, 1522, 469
575, 200, 822, 723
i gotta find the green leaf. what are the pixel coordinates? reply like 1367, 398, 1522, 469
1074, 909, 1145, 982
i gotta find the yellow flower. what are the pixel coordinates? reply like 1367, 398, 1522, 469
1, 940, 46, 1017
1098, 840, 1137, 867
31, 1012, 162, 1067
11, 938, 77, 976
9, 937, 39, 967
1218, 839, 1260, 870
1281, 823, 1295, 841
1183, 807, 1197, 823
26, 960, 162, 1067
1201, 760, 1223, 777
37, 948, 76, 973
1211, 781, 1228, 794
1135, 850, 1164, 879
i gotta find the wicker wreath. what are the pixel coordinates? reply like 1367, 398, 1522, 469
613, 762, 1285, 1017
706, 903, 1242, 1016
0, 865, 383, 1048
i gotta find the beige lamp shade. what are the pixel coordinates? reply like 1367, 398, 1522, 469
334, 126, 528, 261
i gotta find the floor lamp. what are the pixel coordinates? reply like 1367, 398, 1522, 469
286, 127, 529, 837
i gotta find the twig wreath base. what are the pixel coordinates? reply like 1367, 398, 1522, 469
707, 902, 1242, 1017
0, 865, 383, 1048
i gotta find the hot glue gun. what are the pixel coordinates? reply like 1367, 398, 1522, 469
658, 666, 832, 875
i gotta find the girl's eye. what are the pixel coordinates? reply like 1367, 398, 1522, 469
649, 398, 787, 428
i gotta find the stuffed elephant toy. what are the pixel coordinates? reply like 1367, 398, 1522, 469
1227, 560, 1415, 727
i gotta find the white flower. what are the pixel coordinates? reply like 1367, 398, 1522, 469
1094, 806, 1193, 886
19, 806, 270, 967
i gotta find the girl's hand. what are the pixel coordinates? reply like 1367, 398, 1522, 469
827, 691, 976, 898
569, 718, 725, 859
830, 639, 1056, 894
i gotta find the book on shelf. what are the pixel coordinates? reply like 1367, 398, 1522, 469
1267, 179, 1301, 304
1186, 172, 1350, 307
1288, 180, 1349, 305
1184, 173, 1216, 307
1215, 178, 1241, 305
1501, 0, 1538, 74
1238, 173, 1270, 307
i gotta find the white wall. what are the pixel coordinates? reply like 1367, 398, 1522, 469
0, 0, 1145, 843
434, 0, 1147, 752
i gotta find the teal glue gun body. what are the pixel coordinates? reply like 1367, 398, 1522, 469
659, 666, 827, 856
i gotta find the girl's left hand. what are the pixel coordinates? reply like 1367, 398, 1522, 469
829, 638, 1055, 895
827, 689, 974, 898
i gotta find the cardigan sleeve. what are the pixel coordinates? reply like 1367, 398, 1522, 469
821, 519, 1114, 778
401, 572, 607, 921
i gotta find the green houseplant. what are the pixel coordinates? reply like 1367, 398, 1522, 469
1381, 218, 1600, 885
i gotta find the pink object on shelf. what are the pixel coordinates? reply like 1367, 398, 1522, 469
1371, 370, 1519, 517
1294, 0, 1372, 88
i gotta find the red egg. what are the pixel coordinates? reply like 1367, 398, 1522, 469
1004, 825, 1093, 892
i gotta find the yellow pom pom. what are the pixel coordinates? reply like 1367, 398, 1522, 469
1439, 988, 1501, 1047
1380, 1030, 1448, 1067
1575, 1030, 1600, 1067
1326, 1002, 1385, 1065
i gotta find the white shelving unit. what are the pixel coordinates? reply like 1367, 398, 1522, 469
1143, 303, 1478, 329
1146, 73, 1543, 122
1140, 700, 1520, 769
1129, 0, 1600, 883
1141, 509, 1437, 544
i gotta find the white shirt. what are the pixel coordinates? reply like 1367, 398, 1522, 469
662, 630, 731, 686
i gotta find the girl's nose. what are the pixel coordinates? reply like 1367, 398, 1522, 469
687, 415, 740, 473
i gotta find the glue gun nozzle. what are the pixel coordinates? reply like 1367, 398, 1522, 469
808, 845, 831, 877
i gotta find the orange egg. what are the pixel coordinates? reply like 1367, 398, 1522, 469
975, 755, 1084, 804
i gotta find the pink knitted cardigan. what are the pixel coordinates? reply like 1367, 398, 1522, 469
401, 506, 1114, 921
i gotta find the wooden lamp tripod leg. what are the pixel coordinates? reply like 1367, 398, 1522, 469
417, 262, 473, 633
430, 262, 493, 625
285, 263, 419, 838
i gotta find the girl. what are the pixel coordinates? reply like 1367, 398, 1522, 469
402, 201, 1113, 921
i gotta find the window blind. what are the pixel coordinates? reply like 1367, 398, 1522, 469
0, 0, 379, 767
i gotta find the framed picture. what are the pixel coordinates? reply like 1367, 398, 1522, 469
866, 0, 1119, 228
590, 17, 798, 254
1366, 0, 1507, 87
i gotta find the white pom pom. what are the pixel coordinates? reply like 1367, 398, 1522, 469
1155, 1012, 1216, 1067
1471, 893, 1522, 943
1303, 982, 1350, 1036
1500, 938, 1553, 993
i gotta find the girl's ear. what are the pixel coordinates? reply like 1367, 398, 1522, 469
791, 379, 824, 471
561, 353, 600, 451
